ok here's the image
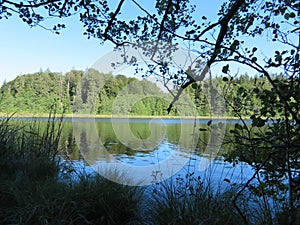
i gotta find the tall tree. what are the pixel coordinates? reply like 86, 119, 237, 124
1, 0, 298, 114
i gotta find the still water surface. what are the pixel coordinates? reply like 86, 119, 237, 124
8, 117, 253, 185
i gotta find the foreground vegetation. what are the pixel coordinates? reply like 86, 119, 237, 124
0, 115, 297, 225
1, 0, 299, 223
0, 115, 144, 224
1, 70, 299, 225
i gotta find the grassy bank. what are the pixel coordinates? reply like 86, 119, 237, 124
0, 116, 144, 225
0, 115, 283, 224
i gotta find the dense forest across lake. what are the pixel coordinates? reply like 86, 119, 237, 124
0, 69, 273, 117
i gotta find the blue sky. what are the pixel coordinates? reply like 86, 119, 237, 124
0, 0, 230, 86
0, 15, 113, 86
0, 0, 287, 87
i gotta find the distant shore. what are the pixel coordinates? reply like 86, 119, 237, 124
0, 112, 248, 120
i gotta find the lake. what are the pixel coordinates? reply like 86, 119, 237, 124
6, 117, 253, 186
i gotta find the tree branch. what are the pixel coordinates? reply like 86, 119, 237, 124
103, 0, 126, 41
207, 0, 245, 68
214, 46, 300, 125
150, 0, 173, 60
2, 0, 60, 8
167, 0, 246, 113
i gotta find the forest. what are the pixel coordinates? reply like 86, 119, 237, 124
0, 69, 272, 117
0, 0, 299, 224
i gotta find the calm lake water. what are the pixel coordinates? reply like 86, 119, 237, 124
6, 117, 253, 186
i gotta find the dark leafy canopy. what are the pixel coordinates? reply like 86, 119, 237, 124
1, 0, 299, 115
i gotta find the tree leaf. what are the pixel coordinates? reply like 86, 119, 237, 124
222, 65, 229, 74
222, 77, 229, 82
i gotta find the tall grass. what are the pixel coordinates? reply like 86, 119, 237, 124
0, 115, 144, 225
142, 172, 242, 225
0, 114, 288, 224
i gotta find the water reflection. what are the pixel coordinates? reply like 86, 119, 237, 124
61, 118, 235, 162
3, 117, 253, 185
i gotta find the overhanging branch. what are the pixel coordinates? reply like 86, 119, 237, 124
2, 0, 60, 8
103, 0, 126, 41
167, 0, 246, 113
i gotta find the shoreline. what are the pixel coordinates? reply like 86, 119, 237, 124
0, 112, 248, 120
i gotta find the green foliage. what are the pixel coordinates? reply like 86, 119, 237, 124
144, 173, 242, 225
0, 71, 287, 118
1, 0, 300, 224
0, 70, 163, 115
0, 72, 71, 113
0, 114, 287, 225
224, 73, 300, 223
0, 116, 144, 225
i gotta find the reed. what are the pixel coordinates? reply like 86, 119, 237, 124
0, 115, 144, 225
0, 114, 286, 224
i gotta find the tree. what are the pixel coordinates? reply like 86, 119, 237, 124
1, 0, 299, 223
223, 73, 300, 224
1, 0, 298, 111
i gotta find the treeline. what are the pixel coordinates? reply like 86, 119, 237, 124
0, 70, 168, 115
0, 69, 273, 117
